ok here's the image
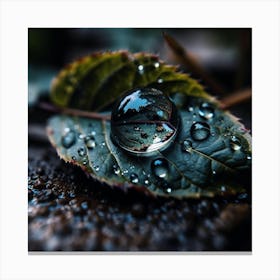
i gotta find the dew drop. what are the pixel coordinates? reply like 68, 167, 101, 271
182, 139, 193, 153
144, 178, 150, 185
78, 133, 85, 140
110, 88, 179, 156
247, 155, 252, 160
198, 102, 214, 119
154, 62, 160, 68
151, 158, 169, 179
230, 136, 242, 151
138, 64, 144, 74
61, 130, 76, 148
72, 156, 76, 160
157, 78, 163, 83
94, 165, 100, 172
85, 136, 96, 149
82, 159, 88, 165
78, 147, 85, 157
190, 122, 210, 141
220, 186, 227, 192
130, 173, 139, 184
113, 165, 120, 175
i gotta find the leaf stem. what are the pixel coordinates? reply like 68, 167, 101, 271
163, 32, 225, 95
39, 102, 111, 120
219, 88, 251, 109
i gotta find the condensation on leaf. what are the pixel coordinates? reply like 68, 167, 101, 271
48, 51, 251, 199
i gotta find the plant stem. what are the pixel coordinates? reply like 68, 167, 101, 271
39, 102, 111, 120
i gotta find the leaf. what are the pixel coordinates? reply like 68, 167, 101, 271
50, 51, 215, 111
47, 51, 251, 199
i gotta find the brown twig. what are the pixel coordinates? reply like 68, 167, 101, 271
163, 32, 225, 95
219, 88, 252, 109
39, 102, 111, 120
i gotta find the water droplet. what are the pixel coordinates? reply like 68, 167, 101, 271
220, 186, 227, 192
230, 136, 242, 151
166, 187, 172, 193
78, 133, 85, 139
85, 136, 96, 149
138, 64, 144, 74
182, 139, 193, 152
111, 88, 179, 156
122, 169, 129, 175
64, 127, 70, 133
212, 170, 216, 175
188, 106, 194, 112
83, 159, 88, 165
190, 122, 211, 141
157, 78, 163, 83
247, 155, 252, 160
72, 156, 76, 160
61, 130, 76, 148
154, 62, 160, 68
151, 158, 169, 179
144, 178, 150, 185
78, 147, 85, 157
130, 173, 139, 184
113, 165, 120, 175
198, 102, 214, 119
94, 165, 100, 172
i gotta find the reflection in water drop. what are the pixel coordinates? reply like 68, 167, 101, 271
151, 158, 169, 179
230, 136, 242, 151
198, 102, 214, 119
190, 122, 210, 141
111, 88, 179, 156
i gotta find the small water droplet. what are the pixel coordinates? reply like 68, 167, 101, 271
122, 169, 129, 175
78, 133, 85, 139
188, 106, 194, 112
182, 139, 193, 152
130, 173, 139, 184
247, 155, 252, 160
71, 156, 76, 160
151, 158, 169, 179
61, 130, 76, 148
83, 159, 88, 165
144, 178, 150, 185
64, 127, 70, 133
94, 165, 100, 172
198, 102, 214, 119
190, 122, 211, 141
85, 136, 96, 149
212, 170, 216, 175
113, 165, 120, 175
134, 126, 140, 131
138, 64, 144, 73
78, 147, 85, 157
230, 136, 242, 151
166, 187, 172, 193
220, 186, 226, 192
157, 78, 163, 83
154, 62, 160, 68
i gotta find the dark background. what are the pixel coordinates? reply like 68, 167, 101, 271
28, 28, 251, 251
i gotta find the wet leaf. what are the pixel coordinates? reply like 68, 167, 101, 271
51, 51, 214, 111
48, 51, 251, 198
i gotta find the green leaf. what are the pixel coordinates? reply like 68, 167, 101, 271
51, 51, 214, 111
48, 51, 251, 198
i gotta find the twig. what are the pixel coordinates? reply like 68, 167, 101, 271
39, 102, 111, 120
163, 32, 225, 95
219, 88, 251, 109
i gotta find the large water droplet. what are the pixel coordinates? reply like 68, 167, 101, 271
190, 122, 210, 141
230, 136, 242, 151
111, 88, 179, 156
198, 102, 214, 119
130, 173, 139, 184
182, 139, 193, 152
85, 135, 96, 149
151, 158, 169, 179
61, 130, 76, 148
